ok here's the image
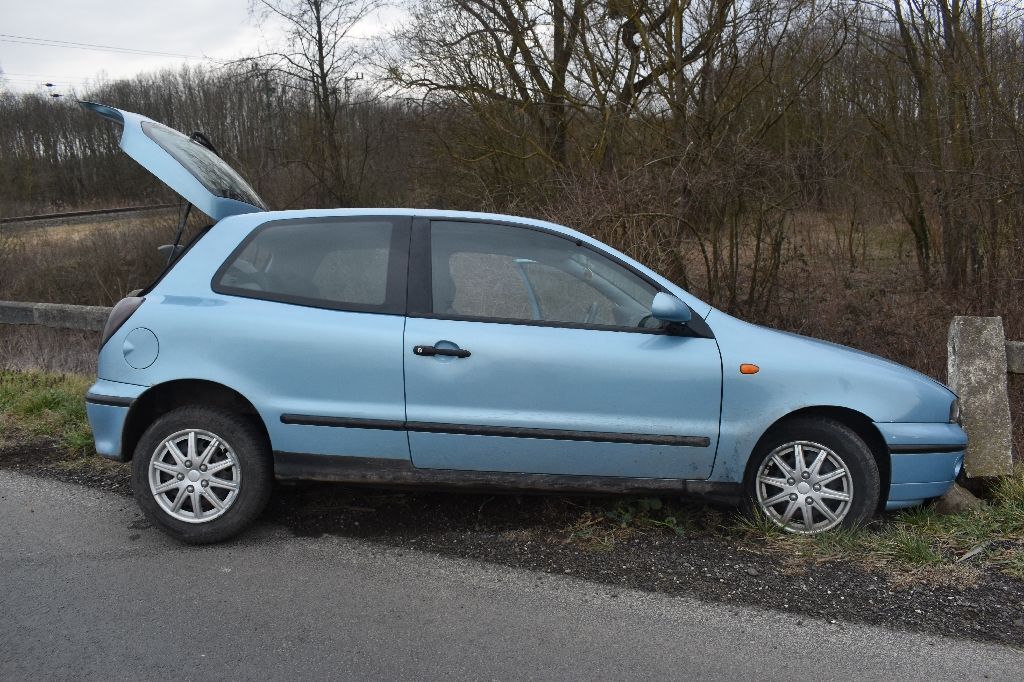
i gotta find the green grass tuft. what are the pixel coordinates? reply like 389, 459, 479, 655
879, 527, 944, 566
0, 370, 93, 454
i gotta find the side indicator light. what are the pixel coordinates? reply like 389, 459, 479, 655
740, 364, 760, 375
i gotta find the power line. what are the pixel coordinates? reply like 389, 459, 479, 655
2, 75, 94, 82
1, 71, 105, 80
0, 78, 92, 88
0, 33, 226, 62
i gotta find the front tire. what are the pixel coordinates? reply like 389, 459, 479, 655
742, 417, 880, 534
131, 406, 272, 544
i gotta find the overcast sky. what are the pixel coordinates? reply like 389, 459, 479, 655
0, 0, 400, 94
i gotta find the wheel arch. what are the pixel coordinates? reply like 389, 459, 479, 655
122, 379, 270, 461
744, 406, 890, 511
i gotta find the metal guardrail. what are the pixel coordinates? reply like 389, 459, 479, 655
0, 204, 177, 225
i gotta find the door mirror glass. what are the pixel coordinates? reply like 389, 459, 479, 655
650, 292, 692, 324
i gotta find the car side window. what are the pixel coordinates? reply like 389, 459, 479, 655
214, 217, 408, 314
430, 221, 660, 329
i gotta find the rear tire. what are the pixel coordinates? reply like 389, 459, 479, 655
131, 406, 272, 544
741, 417, 880, 534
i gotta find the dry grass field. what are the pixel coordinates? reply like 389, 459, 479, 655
0, 210, 185, 306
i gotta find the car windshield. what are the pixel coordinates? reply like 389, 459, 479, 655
141, 121, 267, 209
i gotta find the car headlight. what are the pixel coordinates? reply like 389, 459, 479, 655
949, 398, 961, 425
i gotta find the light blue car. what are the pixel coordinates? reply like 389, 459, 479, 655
81, 102, 967, 543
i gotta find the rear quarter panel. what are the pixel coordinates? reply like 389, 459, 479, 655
96, 212, 409, 460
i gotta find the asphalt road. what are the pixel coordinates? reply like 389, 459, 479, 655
1, 470, 1021, 681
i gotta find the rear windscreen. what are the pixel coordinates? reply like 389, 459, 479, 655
142, 121, 267, 209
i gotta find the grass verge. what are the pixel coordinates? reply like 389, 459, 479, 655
554, 478, 1024, 582
733, 474, 1024, 581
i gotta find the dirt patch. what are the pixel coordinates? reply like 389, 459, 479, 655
3, 437, 1020, 648
0, 436, 130, 495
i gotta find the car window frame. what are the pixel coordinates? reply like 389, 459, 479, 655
408, 217, 708, 337
211, 215, 411, 316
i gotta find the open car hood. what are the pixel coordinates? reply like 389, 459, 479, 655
81, 101, 267, 220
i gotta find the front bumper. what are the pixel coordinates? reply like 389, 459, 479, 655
875, 422, 967, 510
85, 379, 146, 460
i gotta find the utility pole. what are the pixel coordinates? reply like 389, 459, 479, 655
342, 72, 364, 103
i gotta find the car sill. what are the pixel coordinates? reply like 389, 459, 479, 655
273, 452, 739, 501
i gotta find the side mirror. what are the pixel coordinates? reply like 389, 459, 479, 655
650, 292, 692, 324
157, 244, 186, 260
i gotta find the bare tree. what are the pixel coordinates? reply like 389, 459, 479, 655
849, 0, 1024, 290
247, 0, 382, 204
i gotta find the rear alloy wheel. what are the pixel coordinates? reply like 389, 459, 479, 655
132, 406, 272, 544
148, 428, 241, 523
743, 417, 880, 534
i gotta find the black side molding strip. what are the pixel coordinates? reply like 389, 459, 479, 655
405, 421, 710, 447
85, 393, 134, 408
279, 414, 710, 448
888, 444, 966, 454
280, 414, 405, 430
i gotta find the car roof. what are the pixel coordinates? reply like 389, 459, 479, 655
218, 208, 567, 232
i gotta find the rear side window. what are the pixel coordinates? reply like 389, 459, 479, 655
213, 216, 410, 314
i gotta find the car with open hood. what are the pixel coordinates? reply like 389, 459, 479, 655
81, 102, 967, 543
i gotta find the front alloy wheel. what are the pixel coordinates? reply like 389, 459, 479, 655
744, 416, 880, 534
755, 441, 853, 533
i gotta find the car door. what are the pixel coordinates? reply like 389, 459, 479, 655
403, 218, 723, 480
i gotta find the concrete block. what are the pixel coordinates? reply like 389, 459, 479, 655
31, 302, 110, 331
1007, 341, 1024, 374
947, 316, 1014, 477
0, 301, 111, 332
933, 483, 984, 515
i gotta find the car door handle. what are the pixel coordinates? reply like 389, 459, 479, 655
413, 345, 471, 358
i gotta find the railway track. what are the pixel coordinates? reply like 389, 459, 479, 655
0, 203, 178, 226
